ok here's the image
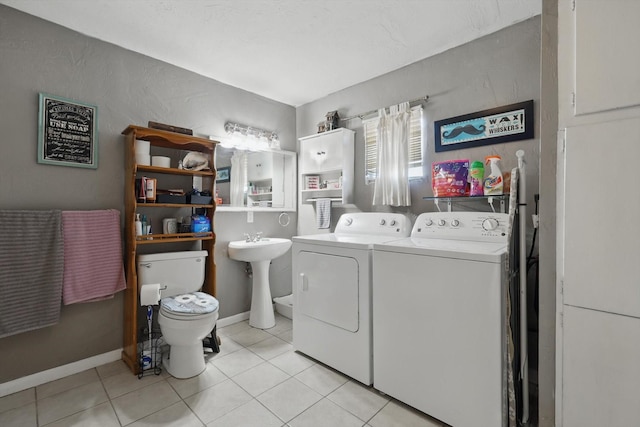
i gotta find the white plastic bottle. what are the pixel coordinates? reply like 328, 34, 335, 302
483, 155, 504, 195
135, 213, 143, 236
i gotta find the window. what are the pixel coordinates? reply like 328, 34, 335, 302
364, 106, 424, 184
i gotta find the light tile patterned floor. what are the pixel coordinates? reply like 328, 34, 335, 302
0, 314, 446, 426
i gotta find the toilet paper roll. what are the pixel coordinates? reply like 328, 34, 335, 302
140, 283, 161, 306
175, 294, 196, 304
135, 139, 150, 154
195, 298, 212, 307
152, 156, 171, 168
135, 153, 151, 166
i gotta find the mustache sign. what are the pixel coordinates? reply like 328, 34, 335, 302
442, 124, 486, 139
434, 100, 534, 152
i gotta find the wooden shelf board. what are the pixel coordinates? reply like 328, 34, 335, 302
135, 232, 213, 244
136, 202, 215, 209
136, 164, 214, 177
122, 125, 219, 152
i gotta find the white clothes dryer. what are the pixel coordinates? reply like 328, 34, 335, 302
292, 212, 411, 385
372, 211, 511, 427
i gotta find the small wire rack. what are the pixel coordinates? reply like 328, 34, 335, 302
138, 330, 163, 378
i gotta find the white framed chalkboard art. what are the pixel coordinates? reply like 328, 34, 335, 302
37, 93, 98, 169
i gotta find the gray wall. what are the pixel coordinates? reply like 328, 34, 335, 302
296, 17, 541, 229
0, 5, 295, 383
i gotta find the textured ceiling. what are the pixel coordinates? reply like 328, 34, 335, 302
0, 0, 541, 106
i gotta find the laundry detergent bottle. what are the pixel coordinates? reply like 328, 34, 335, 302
469, 161, 485, 196
483, 155, 503, 195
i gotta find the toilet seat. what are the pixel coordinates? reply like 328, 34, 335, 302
160, 308, 217, 321
160, 291, 219, 320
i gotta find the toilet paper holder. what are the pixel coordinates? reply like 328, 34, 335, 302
139, 283, 168, 306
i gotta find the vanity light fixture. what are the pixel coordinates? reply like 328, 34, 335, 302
223, 122, 280, 151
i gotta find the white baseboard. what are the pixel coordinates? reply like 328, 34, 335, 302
0, 349, 122, 398
217, 310, 250, 328
0, 311, 251, 398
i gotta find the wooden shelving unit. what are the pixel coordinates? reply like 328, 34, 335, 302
121, 125, 219, 375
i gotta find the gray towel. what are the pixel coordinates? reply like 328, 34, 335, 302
0, 210, 64, 338
315, 198, 332, 229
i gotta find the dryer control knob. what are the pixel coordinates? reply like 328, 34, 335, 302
451, 219, 460, 228
379, 219, 386, 225
344, 217, 353, 226
438, 219, 446, 226
425, 219, 434, 226
390, 220, 397, 226
482, 218, 499, 231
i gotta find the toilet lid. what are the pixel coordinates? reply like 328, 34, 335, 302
160, 292, 219, 315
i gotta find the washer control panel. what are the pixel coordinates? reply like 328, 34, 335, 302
336, 212, 411, 237
412, 212, 510, 242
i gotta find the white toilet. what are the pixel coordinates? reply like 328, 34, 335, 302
137, 250, 219, 379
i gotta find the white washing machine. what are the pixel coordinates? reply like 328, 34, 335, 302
292, 212, 411, 385
373, 211, 511, 427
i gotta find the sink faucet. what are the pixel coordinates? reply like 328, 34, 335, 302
244, 232, 263, 242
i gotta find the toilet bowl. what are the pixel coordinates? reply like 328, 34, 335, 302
137, 251, 218, 379
158, 296, 219, 378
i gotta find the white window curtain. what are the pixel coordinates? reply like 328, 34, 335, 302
229, 151, 247, 206
365, 106, 424, 184
372, 102, 412, 206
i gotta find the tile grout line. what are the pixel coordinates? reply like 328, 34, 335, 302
95, 368, 126, 427
34, 392, 40, 427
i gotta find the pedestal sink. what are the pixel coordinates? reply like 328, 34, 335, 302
228, 238, 292, 329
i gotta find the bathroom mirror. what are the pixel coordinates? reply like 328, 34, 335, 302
215, 147, 296, 212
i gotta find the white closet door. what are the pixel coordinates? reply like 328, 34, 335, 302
563, 119, 640, 318
559, 1, 640, 426
562, 305, 640, 427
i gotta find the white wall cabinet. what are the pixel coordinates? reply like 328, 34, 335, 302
215, 148, 296, 212
247, 152, 287, 208
247, 151, 273, 182
572, 1, 640, 116
298, 128, 354, 205
559, 0, 640, 126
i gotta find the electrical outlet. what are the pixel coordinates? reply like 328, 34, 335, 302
247, 211, 254, 223
532, 214, 539, 228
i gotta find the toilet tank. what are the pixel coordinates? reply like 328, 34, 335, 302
137, 250, 207, 297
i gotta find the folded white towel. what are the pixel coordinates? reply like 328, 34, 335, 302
316, 198, 332, 229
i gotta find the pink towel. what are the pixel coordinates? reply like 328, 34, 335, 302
62, 210, 126, 305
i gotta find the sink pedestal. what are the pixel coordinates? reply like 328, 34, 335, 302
249, 260, 275, 329
227, 237, 292, 330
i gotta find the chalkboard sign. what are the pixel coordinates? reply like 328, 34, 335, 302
38, 93, 98, 169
